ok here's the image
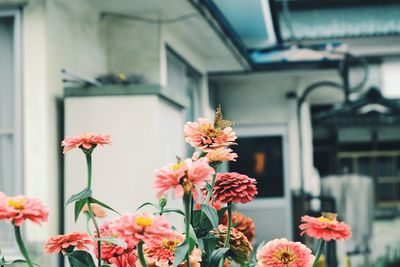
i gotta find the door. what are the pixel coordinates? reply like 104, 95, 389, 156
228, 125, 293, 243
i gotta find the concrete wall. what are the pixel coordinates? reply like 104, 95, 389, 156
64, 95, 185, 231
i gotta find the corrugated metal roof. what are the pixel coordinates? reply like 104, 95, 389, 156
280, 5, 400, 40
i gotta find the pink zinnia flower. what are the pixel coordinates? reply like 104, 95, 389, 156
192, 148, 238, 163
184, 118, 236, 150
94, 223, 133, 261
154, 158, 215, 200
0, 192, 49, 226
299, 213, 352, 241
136, 231, 201, 267
61, 132, 111, 153
213, 172, 258, 204
108, 251, 137, 267
256, 238, 314, 267
44, 232, 92, 254
110, 213, 172, 246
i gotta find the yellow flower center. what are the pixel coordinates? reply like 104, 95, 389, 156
172, 162, 185, 171
162, 239, 180, 252
7, 197, 27, 209
80, 132, 96, 138
135, 216, 153, 227
275, 249, 296, 264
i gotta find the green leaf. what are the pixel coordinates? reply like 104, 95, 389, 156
74, 198, 87, 222
0, 258, 37, 266
200, 204, 219, 230
205, 182, 215, 201
137, 202, 158, 211
173, 242, 189, 267
95, 237, 127, 249
88, 197, 120, 215
209, 248, 230, 266
65, 188, 92, 206
67, 250, 96, 267
201, 235, 218, 263
162, 208, 185, 216
189, 225, 198, 245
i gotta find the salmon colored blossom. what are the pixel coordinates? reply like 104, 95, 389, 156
192, 148, 238, 163
0, 192, 49, 226
135, 231, 202, 267
154, 158, 215, 200
108, 252, 137, 267
82, 203, 107, 218
44, 232, 92, 254
299, 214, 352, 241
256, 238, 314, 267
94, 223, 133, 261
213, 172, 258, 204
61, 132, 111, 153
184, 118, 236, 149
110, 213, 172, 246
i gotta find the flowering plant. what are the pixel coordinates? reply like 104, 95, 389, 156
0, 106, 352, 267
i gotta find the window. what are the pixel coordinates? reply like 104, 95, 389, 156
166, 47, 202, 156
0, 9, 22, 251
229, 136, 285, 198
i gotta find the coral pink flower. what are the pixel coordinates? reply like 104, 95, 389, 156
93, 223, 133, 261
108, 252, 137, 267
213, 172, 258, 204
110, 213, 172, 246
192, 148, 238, 163
256, 238, 314, 267
154, 158, 215, 200
82, 203, 107, 218
61, 132, 111, 153
0, 192, 49, 226
44, 232, 92, 254
299, 214, 352, 241
136, 231, 201, 267
184, 118, 237, 150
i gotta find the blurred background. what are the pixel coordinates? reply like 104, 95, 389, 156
1, 0, 400, 266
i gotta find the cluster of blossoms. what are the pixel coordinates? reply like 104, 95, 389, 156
0, 107, 354, 267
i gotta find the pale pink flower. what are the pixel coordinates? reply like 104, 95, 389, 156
184, 118, 236, 149
44, 232, 92, 254
213, 172, 258, 204
299, 214, 352, 241
154, 158, 215, 200
110, 213, 172, 246
136, 231, 201, 267
256, 238, 314, 267
0, 192, 49, 226
82, 203, 107, 218
61, 132, 111, 153
108, 251, 137, 267
192, 148, 238, 163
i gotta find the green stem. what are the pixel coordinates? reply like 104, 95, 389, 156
219, 202, 232, 267
84, 152, 102, 266
223, 202, 232, 248
199, 166, 218, 229
87, 199, 102, 266
138, 240, 148, 267
86, 153, 92, 189
312, 239, 326, 267
183, 193, 192, 265
13, 225, 34, 267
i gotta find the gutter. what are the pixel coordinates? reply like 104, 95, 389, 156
187, 0, 251, 70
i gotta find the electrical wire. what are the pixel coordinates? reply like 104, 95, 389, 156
100, 12, 198, 25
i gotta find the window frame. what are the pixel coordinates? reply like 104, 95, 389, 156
0, 8, 23, 255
